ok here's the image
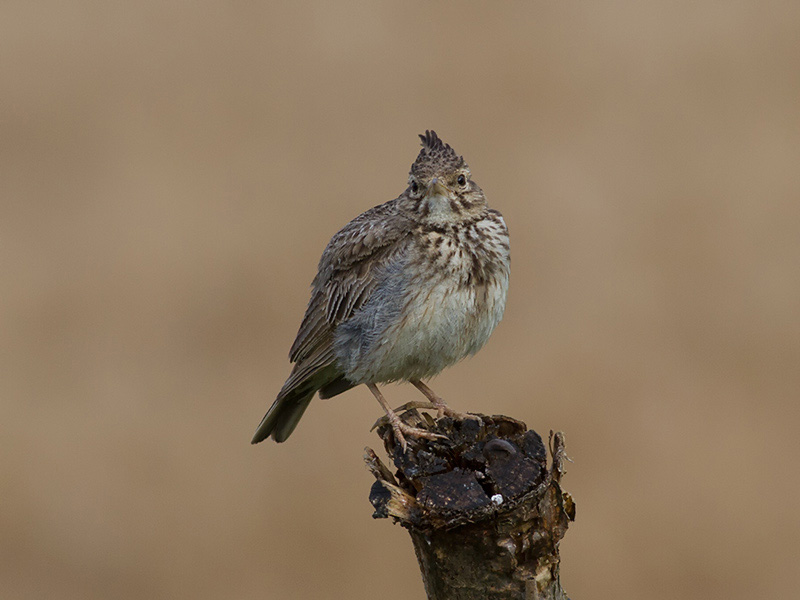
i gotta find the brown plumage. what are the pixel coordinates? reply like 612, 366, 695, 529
252, 131, 510, 448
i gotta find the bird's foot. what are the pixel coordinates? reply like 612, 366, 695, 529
371, 401, 479, 427
371, 403, 480, 452
385, 399, 482, 423
371, 408, 446, 451
370, 402, 437, 431
382, 400, 441, 416
436, 405, 482, 423
391, 420, 447, 452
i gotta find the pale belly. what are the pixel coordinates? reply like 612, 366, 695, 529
347, 271, 509, 383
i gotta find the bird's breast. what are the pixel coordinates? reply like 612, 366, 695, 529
351, 214, 510, 383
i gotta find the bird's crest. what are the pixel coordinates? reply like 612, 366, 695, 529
419, 130, 451, 154
411, 130, 467, 179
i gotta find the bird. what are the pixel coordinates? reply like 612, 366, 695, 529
252, 130, 510, 449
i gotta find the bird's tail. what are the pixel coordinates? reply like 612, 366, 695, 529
251, 388, 314, 444
251, 362, 342, 444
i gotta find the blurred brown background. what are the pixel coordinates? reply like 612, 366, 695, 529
2, 2, 799, 599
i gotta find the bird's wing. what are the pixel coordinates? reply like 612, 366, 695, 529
288, 200, 411, 364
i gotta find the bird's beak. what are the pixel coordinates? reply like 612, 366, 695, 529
426, 177, 450, 198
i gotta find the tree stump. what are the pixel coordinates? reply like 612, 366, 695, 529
365, 408, 575, 600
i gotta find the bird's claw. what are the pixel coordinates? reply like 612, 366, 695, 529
371, 411, 447, 451
391, 423, 447, 452
371, 401, 433, 430
438, 407, 483, 424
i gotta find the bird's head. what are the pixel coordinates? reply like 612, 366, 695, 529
401, 131, 488, 226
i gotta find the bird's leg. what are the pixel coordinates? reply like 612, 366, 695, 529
410, 379, 479, 421
367, 383, 444, 451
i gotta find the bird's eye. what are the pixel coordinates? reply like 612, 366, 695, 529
457, 174, 467, 186
411, 180, 419, 193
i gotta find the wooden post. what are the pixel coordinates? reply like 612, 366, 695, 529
366, 408, 575, 600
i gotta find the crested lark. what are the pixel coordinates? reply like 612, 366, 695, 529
252, 131, 510, 449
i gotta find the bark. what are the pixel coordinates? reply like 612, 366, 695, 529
365, 408, 575, 600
